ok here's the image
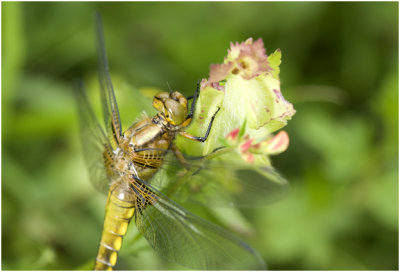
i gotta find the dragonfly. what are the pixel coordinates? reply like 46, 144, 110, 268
75, 13, 290, 270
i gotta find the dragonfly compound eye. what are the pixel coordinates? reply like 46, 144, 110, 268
170, 91, 188, 108
152, 92, 168, 113
165, 99, 186, 125
154, 92, 170, 100
153, 91, 188, 125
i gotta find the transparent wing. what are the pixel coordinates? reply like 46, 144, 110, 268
96, 13, 123, 148
74, 81, 113, 194
133, 180, 265, 270
151, 148, 289, 208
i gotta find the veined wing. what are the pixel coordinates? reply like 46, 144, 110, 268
96, 13, 123, 149
132, 179, 265, 270
151, 148, 289, 208
74, 81, 113, 194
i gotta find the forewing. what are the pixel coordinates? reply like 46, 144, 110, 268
133, 181, 265, 270
153, 149, 289, 208
95, 13, 123, 148
74, 81, 113, 194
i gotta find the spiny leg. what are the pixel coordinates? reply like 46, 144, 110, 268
179, 106, 220, 142
186, 80, 201, 120
171, 144, 190, 169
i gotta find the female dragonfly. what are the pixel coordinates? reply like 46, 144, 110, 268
76, 13, 287, 270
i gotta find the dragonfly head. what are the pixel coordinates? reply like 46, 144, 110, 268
153, 91, 188, 126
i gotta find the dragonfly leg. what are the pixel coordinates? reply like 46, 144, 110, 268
185, 80, 201, 120
177, 80, 201, 128
203, 146, 232, 159
179, 106, 220, 142
171, 143, 191, 169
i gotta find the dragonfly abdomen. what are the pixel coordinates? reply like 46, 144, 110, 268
94, 184, 136, 270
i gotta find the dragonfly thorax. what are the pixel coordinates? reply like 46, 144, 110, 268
112, 149, 134, 177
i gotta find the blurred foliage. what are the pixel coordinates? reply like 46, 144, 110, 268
2, 2, 398, 270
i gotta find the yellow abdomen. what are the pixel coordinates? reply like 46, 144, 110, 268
94, 184, 135, 270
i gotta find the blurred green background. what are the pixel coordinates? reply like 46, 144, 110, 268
2, 2, 398, 270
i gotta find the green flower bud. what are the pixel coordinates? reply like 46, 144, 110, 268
177, 38, 295, 160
